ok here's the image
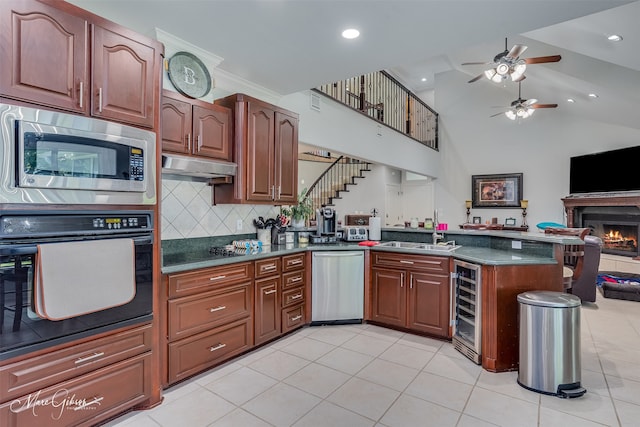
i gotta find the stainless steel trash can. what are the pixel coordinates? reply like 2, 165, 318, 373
517, 291, 586, 398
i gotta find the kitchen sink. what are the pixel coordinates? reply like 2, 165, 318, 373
378, 241, 461, 252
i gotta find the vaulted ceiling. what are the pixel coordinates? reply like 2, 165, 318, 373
71, 0, 640, 130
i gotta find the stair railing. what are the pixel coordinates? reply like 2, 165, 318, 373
304, 155, 371, 218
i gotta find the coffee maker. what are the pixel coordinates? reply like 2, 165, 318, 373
313, 207, 337, 243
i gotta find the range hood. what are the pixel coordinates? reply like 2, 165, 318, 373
161, 154, 237, 182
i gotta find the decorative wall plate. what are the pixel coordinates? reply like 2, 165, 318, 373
167, 51, 212, 99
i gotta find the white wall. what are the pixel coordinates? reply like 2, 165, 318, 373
432, 69, 640, 230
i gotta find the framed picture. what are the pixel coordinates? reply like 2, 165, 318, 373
472, 216, 482, 224
472, 173, 523, 208
505, 217, 517, 226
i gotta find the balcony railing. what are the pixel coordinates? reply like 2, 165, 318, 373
314, 70, 438, 150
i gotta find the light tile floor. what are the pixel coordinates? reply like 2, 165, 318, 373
106, 294, 640, 426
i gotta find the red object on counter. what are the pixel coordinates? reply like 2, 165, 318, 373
358, 241, 380, 247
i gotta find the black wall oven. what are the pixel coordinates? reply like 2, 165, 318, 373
0, 210, 153, 361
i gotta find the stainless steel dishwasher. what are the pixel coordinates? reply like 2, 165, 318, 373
311, 251, 364, 325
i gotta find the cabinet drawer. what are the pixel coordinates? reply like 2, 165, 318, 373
255, 257, 281, 278
168, 318, 252, 384
168, 282, 253, 341
282, 304, 305, 334
282, 286, 305, 308
282, 270, 305, 289
372, 252, 448, 273
168, 262, 252, 298
0, 324, 151, 402
0, 352, 151, 427
282, 253, 305, 272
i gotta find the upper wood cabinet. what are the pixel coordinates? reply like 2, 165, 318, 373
214, 93, 298, 205
0, 0, 159, 128
161, 90, 232, 161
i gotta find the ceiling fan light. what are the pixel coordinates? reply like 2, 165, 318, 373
511, 62, 527, 81
496, 63, 510, 76
505, 110, 517, 120
484, 69, 496, 79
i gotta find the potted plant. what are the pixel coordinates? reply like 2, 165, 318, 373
282, 188, 314, 228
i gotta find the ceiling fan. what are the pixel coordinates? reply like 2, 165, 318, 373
463, 38, 561, 84
491, 81, 558, 120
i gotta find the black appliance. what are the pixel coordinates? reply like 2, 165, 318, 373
316, 207, 337, 236
570, 145, 640, 194
0, 210, 153, 361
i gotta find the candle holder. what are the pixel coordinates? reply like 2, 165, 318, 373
520, 200, 528, 227
465, 200, 472, 224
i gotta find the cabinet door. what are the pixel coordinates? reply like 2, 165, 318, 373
408, 271, 450, 337
371, 268, 406, 327
246, 101, 276, 202
273, 111, 298, 204
193, 104, 232, 160
161, 94, 191, 154
254, 276, 281, 345
0, 1, 88, 113
91, 24, 155, 127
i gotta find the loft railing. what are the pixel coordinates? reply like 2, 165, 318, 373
314, 70, 438, 150
304, 155, 371, 215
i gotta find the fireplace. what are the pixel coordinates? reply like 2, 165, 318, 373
563, 194, 640, 259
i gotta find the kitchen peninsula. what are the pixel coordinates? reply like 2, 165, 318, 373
162, 229, 582, 378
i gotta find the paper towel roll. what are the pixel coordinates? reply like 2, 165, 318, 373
369, 217, 381, 241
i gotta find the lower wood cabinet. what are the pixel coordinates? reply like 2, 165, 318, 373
254, 275, 281, 345
370, 252, 450, 338
1, 354, 151, 427
168, 318, 252, 383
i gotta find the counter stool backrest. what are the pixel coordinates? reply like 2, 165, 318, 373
544, 227, 590, 281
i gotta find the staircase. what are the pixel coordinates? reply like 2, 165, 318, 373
304, 156, 371, 217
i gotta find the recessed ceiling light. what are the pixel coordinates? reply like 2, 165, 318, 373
341, 28, 360, 39
421, 77, 427, 82
567, 98, 575, 103
607, 34, 623, 42
588, 93, 599, 98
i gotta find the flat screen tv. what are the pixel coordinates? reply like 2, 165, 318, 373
570, 145, 640, 194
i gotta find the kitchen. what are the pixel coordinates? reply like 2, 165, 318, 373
1, 1, 640, 426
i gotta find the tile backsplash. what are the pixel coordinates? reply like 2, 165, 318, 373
161, 178, 281, 240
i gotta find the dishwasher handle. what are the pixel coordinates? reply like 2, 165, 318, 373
312, 251, 363, 258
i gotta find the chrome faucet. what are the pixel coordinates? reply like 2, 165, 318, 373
432, 230, 444, 245
432, 209, 443, 244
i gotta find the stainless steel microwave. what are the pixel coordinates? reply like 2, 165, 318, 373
0, 103, 156, 205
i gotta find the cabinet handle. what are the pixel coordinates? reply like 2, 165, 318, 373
209, 305, 226, 312
264, 288, 277, 295
400, 260, 414, 264
210, 343, 227, 352
263, 265, 277, 271
271, 185, 276, 200
290, 294, 303, 300
209, 275, 226, 281
400, 273, 404, 287
74, 351, 105, 364
289, 277, 302, 283
289, 259, 303, 265
187, 133, 191, 150
79, 81, 84, 108
290, 315, 302, 321
197, 134, 202, 149
73, 396, 104, 411
410, 273, 413, 289
98, 87, 103, 112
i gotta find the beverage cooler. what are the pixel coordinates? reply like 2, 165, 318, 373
451, 259, 482, 364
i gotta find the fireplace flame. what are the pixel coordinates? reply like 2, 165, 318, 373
603, 229, 637, 251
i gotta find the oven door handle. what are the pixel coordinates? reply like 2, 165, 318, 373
0, 245, 38, 256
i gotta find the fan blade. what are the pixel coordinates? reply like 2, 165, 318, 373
525, 55, 561, 64
468, 74, 485, 83
506, 44, 527, 58
490, 111, 509, 118
531, 103, 558, 109
524, 98, 538, 106
461, 61, 492, 66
